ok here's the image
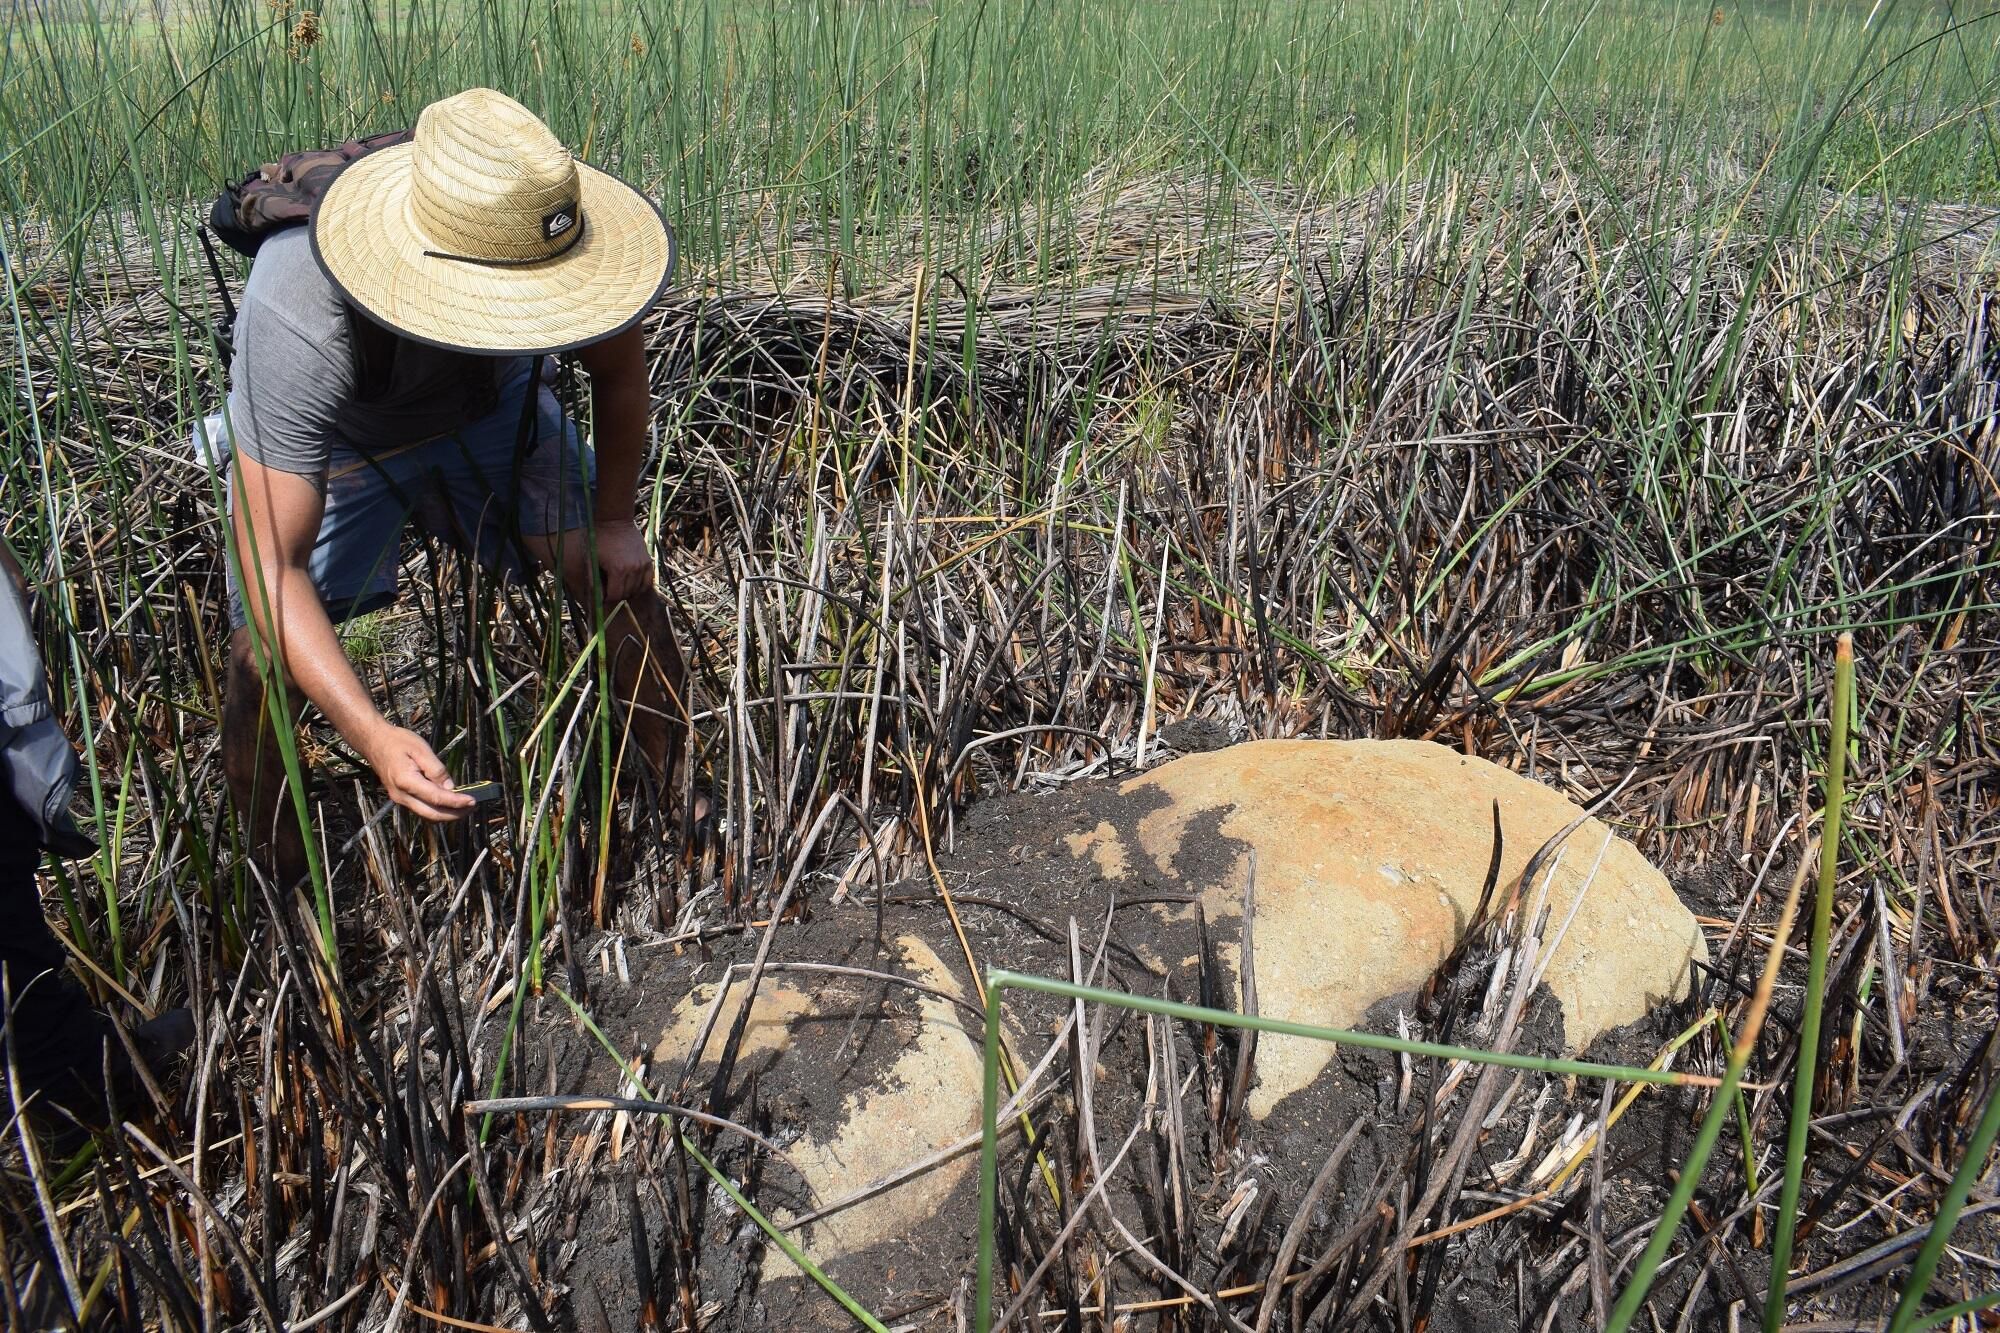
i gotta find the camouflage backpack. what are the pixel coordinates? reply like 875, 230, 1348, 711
206, 128, 412, 257
195, 128, 559, 410
198, 128, 423, 388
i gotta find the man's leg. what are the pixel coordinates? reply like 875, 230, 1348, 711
600, 585, 692, 792
221, 628, 309, 889
527, 529, 692, 791
0, 795, 194, 1133
451, 359, 698, 802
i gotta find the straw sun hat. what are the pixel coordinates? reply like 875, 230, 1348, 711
311, 88, 676, 355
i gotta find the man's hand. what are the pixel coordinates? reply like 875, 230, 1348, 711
361, 723, 476, 822
594, 516, 655, 603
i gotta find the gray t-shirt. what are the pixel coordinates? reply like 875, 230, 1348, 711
225, 228, 506, 477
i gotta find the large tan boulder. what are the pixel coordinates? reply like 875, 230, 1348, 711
1072, 739, 1707, 1119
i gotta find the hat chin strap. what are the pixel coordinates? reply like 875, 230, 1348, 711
423, 214, 586, 267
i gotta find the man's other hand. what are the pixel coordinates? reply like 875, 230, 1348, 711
594, 517, 655, 603
362, 724, 476, 822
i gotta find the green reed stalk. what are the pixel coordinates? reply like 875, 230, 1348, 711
1604, 1059, 1753, 1333
1607, 831, 1819, 1333
535, 987, 889, 1331
1715, 1011, 1760, 1196
680, 1135, 890, 1333
1905, 1292, 2000, 1332
1764, 631, 1855, 1329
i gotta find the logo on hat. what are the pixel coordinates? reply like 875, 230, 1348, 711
543, 205, 577, 240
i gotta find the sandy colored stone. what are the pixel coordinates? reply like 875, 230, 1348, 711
771, 934, 981, 1268
654, 936, 984, 1274
652, 980, 816, 1068
1085, 739, 1706, 1119
1066, 820, 1131, 880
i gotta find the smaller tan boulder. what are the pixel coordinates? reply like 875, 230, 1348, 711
652, 935, 984, 1273
1077, 739, 1707, 1119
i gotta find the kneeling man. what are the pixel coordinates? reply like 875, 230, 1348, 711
222, 88, 690, 883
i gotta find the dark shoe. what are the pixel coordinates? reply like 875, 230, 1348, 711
17, 1005, 194, 1144
125, 1007, 196, 1103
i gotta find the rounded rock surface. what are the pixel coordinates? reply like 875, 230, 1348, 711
1086, 738, 1707, 1118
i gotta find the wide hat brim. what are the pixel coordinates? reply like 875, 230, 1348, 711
311, 145, 676, 355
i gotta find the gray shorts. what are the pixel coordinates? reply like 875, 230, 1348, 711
225, 358, 595, 629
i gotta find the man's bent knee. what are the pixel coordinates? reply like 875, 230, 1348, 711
221, 628, 310, 882
221, 631, 294, 775
226, 626, 283, 683
519, 526, 592, 593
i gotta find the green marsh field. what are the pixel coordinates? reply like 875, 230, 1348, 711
1, 0, 1998, 1328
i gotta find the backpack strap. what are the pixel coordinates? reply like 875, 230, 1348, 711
200, 128, 413, 376
195, 223, 237, 362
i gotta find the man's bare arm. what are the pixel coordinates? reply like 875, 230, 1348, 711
575, 327, 656, 601
230, 452, 473, 822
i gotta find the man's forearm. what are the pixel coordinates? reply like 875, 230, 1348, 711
242, 564, 387, 748
576, 327, 653, 525
590, 379, 649, 523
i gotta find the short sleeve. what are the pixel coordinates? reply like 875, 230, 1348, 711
222, 232, 352, 478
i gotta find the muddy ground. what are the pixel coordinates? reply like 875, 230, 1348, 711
489, 765, 1995, 1332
